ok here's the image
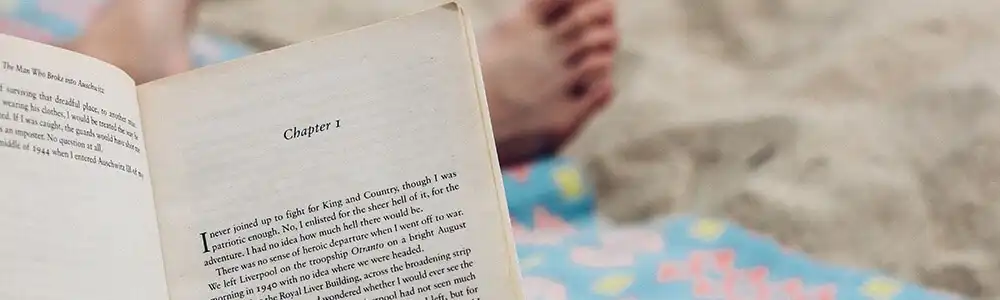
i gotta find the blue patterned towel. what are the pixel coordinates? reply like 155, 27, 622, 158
502, 158, 960, 300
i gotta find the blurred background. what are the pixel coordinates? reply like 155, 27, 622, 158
194, 0, 1000, 297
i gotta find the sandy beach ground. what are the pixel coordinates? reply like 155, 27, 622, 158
197, 0, 1000, 297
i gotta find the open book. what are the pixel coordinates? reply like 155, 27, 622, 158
0, 3, 524, 300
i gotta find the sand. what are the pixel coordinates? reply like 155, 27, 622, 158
196, 0, 1000, 297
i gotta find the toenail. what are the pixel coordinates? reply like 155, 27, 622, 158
543, 3, 572, 26
565, 49, 590, 66
594, 13, 613, 26
569, 81, 589, 98
594, 43, 615, 53
560, 26, 584, 41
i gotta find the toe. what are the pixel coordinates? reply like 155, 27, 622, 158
564, 27, 618, 66
527, 0, 573, 25
577, 27, 619, 52
567, 52, 615, 95
553, 0, 615, 40
580, 77, 614, 113
557, 75, 612, 137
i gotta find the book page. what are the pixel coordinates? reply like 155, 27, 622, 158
139, 3, 523, 300
0, 35, 169, 300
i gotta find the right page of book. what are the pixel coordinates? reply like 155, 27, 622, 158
138, 3, 523, 300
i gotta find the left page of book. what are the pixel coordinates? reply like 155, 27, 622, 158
0, 35, 170, 300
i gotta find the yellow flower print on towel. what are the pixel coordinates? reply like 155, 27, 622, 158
518, 255, 545, 271
592, 274, 634, 297
862, 277, 902, 300
552, 165, 585, 201
690, 218, 727, 241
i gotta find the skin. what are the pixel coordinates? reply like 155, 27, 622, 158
65, 0, 619, 166
481, 0, 618, 165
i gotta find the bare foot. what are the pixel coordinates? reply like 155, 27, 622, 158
482, 0, 618, 166
65, 0, 197, 84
